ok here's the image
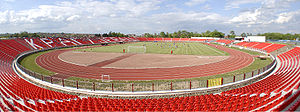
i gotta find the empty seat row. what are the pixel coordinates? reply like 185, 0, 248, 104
215, 39, 234, 44
235, 42, 286, 53
137, 38, 214, 42
0, 38, 299, 111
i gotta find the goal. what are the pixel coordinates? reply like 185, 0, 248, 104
101, 74, 111, 82
127, 46, 146, 53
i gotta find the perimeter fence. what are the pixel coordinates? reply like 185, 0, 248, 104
16, 60, 276, 92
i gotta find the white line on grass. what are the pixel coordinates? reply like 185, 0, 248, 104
202, 44, 226, 56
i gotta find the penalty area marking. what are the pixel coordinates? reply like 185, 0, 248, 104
58, 55, 88, 66
203, 44, 226, 56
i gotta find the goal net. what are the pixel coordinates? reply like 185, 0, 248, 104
101, 74, 111, 82
127, 46, 146, 54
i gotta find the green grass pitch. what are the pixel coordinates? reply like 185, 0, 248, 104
19, 51, 55, 76
19, 42, 272, 84
76, 42, 230, 56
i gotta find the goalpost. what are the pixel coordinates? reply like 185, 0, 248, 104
101, 74, 111, 82
127, 46, 147, 54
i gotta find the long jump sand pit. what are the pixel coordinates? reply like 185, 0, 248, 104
59, 51, 229, 69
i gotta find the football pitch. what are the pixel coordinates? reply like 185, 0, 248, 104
20, 41, 272, 83
77, 42, 229, 56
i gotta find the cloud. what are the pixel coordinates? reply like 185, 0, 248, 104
222, 0, 300, 34
0, 0, 162, 33
4, 0, 15, 2
0, 11, 9, 24
147, 12, 226, 32
0, 0, 14, 11
229, 8, 262, 25
153, 12, 222, 22
225, 0, 262, 10
228, 0, 300, 25
202, 4, 212, 10
185, 0, 207, 6
0, 0, 162, 23
66, 15, 80, 21
224, 0, 298, 10
0, 0, 226, 34
0, 0, 299, 34
274, 10, 300, 24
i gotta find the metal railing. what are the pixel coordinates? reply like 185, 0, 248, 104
16, 60, 276, 92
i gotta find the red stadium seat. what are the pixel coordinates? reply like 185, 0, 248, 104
0, 38, 299, 111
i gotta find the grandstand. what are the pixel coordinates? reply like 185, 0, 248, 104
0, 37, 299, 111
234, 41, 287, 53
215, 39, 234, 45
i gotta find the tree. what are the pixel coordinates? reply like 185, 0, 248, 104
143, 33, 153, 37
209, 30, 224, 38
31, 33, 39, 37
95, 34, 101, 37
229, 30, 236, 38
160, 32, 166, 38
102, 33, 108, 37
19, 31, 29, 37
241, 33, 247, 37
202, 30, 211, 37
172, 32, 179, 38
180, 30, 189, 38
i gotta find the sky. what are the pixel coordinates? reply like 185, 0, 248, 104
0, 0, 300, 35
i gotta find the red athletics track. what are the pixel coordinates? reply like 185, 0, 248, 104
36, 43, 254, 80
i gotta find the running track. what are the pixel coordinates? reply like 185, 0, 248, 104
36, 43, 254, 80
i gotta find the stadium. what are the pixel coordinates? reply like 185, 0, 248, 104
0, 36, 299, 111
